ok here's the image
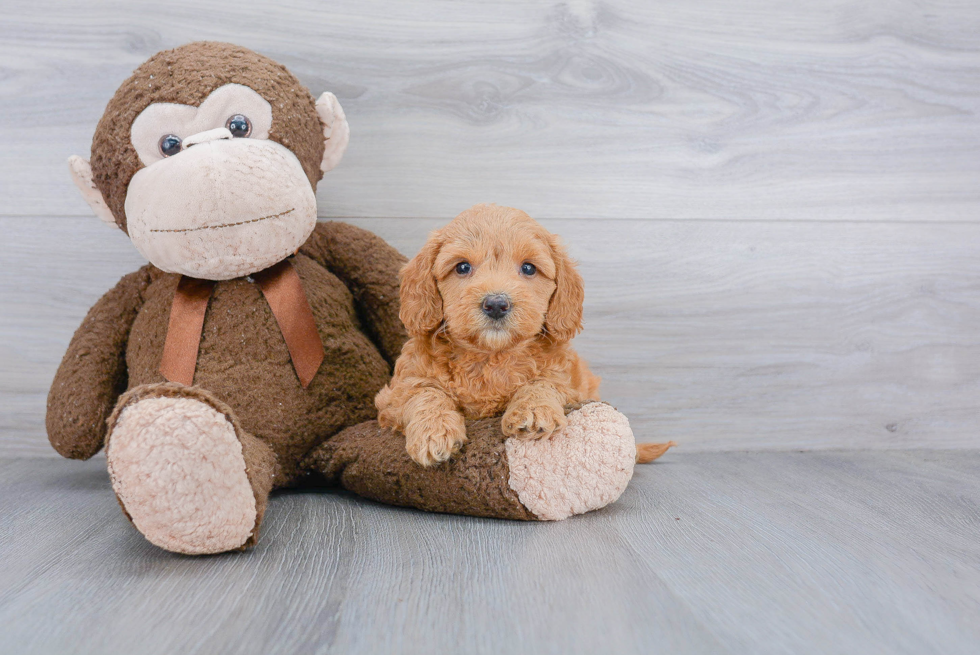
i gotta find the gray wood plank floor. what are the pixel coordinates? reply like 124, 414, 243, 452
1, 451, 978, 655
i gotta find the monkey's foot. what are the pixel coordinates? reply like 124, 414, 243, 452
304, 401, 637, 521
505, 402, 636, 520
105, 383, 275, 555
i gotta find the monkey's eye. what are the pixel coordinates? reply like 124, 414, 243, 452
158, 134, 182, 157
521, 262, 537, 276
455, 261, 472, 275
226, 114, 252, 138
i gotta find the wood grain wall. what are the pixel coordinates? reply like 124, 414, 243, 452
2, 0, 979, 455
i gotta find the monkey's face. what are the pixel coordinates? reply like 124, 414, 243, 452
69, 42, 350, 281
124, 84, 317, 280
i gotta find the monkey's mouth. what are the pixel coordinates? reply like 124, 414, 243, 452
149, 207, 295, 233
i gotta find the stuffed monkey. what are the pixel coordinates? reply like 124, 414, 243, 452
50, 42, 655, 556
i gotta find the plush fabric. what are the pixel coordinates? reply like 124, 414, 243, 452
304, 413, 537, 521
299, 220, 408, 365
315, 92, 349, 173
506, 402, 636, 520
303, 402, 635, 522
47, 266, 154, 460
49, 222, 406, 486
107, 392, 259, 554
68, 155, 117, 227
106, 382, 278, 547
130, 83, 273, 166
90, 42, 326, 232
125, 137, 318, 279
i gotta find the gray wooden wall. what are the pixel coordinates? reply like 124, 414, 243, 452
2, 0, 979, 456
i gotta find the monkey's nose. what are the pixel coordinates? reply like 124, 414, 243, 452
182, 127, 233, 148
482, 294, 511, 320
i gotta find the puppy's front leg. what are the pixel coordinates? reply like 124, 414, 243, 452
402, 388, 467, 467
502, 380, 568, 440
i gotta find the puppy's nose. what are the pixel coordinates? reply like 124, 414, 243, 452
482, 294, 511, 320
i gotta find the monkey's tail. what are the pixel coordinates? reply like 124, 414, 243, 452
636, 441, 676, 464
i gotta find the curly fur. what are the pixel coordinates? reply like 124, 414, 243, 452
376, 204, 600, 466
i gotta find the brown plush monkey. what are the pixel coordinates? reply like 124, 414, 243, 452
50, 42, 646, 556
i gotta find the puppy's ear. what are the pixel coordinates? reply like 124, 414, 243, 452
399, 232, 444, 336
544, 235, 584, 342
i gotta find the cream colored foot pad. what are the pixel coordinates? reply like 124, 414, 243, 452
107, 396, 257, 554
506, 402, 635, 520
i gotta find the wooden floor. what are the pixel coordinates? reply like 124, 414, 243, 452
2, 451, 978, 655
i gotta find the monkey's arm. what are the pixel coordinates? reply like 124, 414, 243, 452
300, 221, 408, 365
47, 266, 153, 459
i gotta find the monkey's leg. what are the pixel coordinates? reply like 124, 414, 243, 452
303, 402, 637, 521
105, 383, 276, 554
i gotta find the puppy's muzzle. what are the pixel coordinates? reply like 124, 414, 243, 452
482, 294, 511, 321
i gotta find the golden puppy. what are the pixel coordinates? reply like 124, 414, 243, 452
375, 203, 600, 466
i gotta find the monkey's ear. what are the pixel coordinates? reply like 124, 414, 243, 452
68, 155, 118, 229
315, 92, 350, 173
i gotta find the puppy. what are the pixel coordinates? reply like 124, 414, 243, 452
376, 204, 600, 466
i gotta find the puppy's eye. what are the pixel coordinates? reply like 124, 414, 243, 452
521, 262, 537, 276
226, 114, 252, 138
455, 261, 472, 275
158, 134, 182, 157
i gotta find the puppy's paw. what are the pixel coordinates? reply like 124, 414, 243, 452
502, 399, 567, 440
405, 410, 467, 467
